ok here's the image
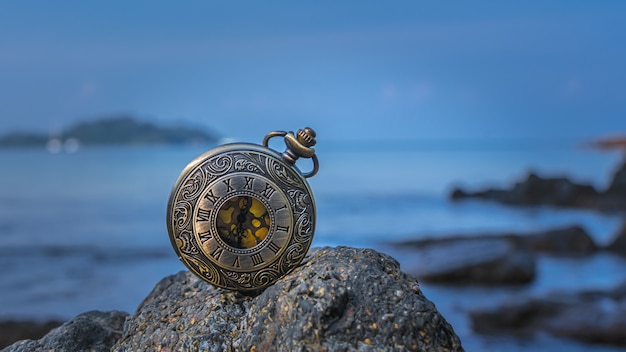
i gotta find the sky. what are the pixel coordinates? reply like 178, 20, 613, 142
1, 1, 625, 142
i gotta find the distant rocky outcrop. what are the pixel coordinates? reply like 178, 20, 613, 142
0, 116, 218, 148
450, 172, 600, 207
2, 247, 464, 352
393, 225, 598, 285
450, 160, 626, 211
469, 282, 626, 346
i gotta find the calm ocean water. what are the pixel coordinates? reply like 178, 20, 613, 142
1, 139, 625, 351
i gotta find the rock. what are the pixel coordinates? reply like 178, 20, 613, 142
0, 320, 63, 349
469, 282, 626, 346
404, 237, 536, 285
449, 187, 502, 202
1, 310, 128, 352
607, 222, 626, 255
469, 297, 566, 336
522, 225, 597, 255
451, 160, 626, 211
606, 160, 626, 196
393, 225, 595, 285
398, 225, 597, 256
545, 300, 626, 346
450, 172, 600, 207
449, 188, 469, 200
113, 247, 464, 352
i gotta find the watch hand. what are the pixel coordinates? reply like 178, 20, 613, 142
235, 198, 250, 238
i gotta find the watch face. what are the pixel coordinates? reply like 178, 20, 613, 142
215, 195, 270, 249
167, 143, 315, 291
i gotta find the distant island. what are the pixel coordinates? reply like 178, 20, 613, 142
0, 116, 219, 150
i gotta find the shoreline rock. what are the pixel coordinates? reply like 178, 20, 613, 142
396, 225, 598, 256
401, 237, 536, 285
391, 225, 598, 285
522, 225, 597, 255
2, 247, 464, 352
1, 311, 128, 352
0, 320, 63, 349
469, 282, 626, 346
450, 160, 626, 212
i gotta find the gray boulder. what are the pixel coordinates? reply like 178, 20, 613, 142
391, 225, 599, 285
1, 310, 128, 352
469, 282, 626, 346
113, 246, 463, 352
403, 237, 536, 285
522, 225, 597, 255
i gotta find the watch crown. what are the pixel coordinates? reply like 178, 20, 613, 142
297, 128, 316, 147
263, 127, 319, 178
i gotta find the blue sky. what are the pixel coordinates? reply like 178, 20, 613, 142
1, 1, 625, 142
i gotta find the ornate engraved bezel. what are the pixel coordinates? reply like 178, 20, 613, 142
166, 143, 316, 291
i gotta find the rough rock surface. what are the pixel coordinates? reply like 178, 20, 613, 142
469, 282, 626, 346
112, 246, 463, 352
401, 237, 535, 285
1, 310, 128, 352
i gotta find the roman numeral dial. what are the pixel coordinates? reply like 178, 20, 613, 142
191, 173, 294, 273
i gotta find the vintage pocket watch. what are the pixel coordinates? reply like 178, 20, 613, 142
166, 128, 318, 291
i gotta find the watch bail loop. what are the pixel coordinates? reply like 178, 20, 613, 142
263, 127, 319, 178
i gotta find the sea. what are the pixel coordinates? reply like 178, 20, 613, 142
1, 138, 625, 352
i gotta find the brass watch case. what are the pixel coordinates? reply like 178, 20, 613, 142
166, 141, 316, 291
